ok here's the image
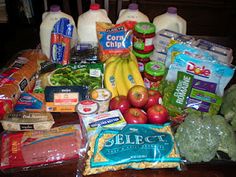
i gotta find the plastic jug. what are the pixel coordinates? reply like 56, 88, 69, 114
116, 3, 149, 24
153, 7, 187, 34
40, 5, 78, 59
77, 3, 112, 44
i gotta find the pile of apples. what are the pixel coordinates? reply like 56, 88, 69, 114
109, 85, 169, 124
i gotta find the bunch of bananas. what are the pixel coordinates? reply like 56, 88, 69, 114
104, 52, 145, 98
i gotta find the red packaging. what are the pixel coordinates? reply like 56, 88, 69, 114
0, 124, 85, 172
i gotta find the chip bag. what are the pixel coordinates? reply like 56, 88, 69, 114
96, 21, 136, 62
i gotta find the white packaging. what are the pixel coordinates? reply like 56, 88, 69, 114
80, 110, 127, 139
1, 112, 55, 131
116, 3, 149, 24
77, 3, 111, 44
193, 39, 233, 65
153, 7, 187, 34
151, 29, 195, 63
40, 5, 78, 59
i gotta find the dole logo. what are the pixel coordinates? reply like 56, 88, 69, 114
186, 62, 211, 77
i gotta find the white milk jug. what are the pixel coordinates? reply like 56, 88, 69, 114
40, 5, 78, 59
77, 3, 111, 44
116, 3, 149, 24
153, 7, 187, 34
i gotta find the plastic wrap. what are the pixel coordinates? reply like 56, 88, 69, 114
83, 124, 182, 175
0, 124, 86, 173
96, 21, 136, 62
0, 49, 48, 119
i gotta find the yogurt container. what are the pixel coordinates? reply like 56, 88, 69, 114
90, 88, 112, 113
76, 100, 99, 119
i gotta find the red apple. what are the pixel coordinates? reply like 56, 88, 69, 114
144, 90, 163, 111
109, 95, 131, 114
127, 85, 148, 108
124, 108, 148, 124
147, 104, 169, 124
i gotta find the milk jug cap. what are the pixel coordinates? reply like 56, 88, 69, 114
90, 3, 100, 10
50, 5, 61, 12
128, 3, 138, 10
167, 7, 177, 14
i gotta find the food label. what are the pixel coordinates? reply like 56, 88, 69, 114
83, 124, 181, 175
54, 92, 79, 106
100, 125, 174, 163
81, 110, 126, 140
171, 72, 193, 108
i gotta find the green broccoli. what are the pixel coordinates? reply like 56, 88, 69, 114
212, 115, 236, 161
174, 113, 236, 163
220, 84, 236, 131
174, 113, 220, 163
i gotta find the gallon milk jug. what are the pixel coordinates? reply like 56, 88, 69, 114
116, 3, 150, 24
153, 7, 187, 34
77, 3, 111, 44
40, 5, 78, 60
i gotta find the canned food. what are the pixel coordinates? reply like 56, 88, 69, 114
133, 50, 152, 75
133, 22, 156, 54
76, 100, 99, 119
90, 88, 112, 113
144, 61, 165, 90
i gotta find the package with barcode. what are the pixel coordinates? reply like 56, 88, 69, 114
33, 63, 104, 93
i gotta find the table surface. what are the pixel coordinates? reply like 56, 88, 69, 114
0, 35, 236, 177
1, 112, 236, 177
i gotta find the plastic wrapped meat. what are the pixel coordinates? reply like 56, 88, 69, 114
0, 124, 84, 171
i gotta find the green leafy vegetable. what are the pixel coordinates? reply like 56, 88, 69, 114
175, 113, 236, 162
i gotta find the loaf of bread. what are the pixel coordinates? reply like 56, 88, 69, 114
0, 49, 48, 119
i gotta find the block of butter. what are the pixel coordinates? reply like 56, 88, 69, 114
1, 112, 55, 131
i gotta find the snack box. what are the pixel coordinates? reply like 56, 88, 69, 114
1, 112, 54, 131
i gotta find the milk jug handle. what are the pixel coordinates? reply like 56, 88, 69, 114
177, 21, 187, 34
42, 12, 49, 20
118, 9, 126, 18
101, 9, 108, 15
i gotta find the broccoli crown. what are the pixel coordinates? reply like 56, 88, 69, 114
211, 115, 236, 161
220, 84, 236, 121
175, 113, 236, 163
175, 114, 220, 163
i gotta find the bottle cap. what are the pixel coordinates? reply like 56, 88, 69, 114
144, 61, 166, 77
133, 50, 153, 59
90, 3, 100, 10
128, 3, 138, 10
50, 5, 61, 12
167, 7, 177, 14
134, 22, 156, 34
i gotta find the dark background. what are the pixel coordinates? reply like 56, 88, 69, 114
0, 0, 236, 68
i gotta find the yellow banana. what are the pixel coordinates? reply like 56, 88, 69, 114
105, 56, 119, 66
122, 58, 136, 92
129, 52, 139, 67
128, 56, 145, 87
104, 59, 119, 98
114, 59, 129, 96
